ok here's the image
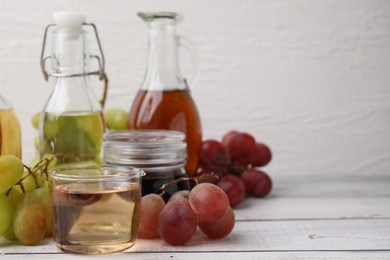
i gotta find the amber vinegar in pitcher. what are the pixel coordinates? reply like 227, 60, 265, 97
128, 89, 201, 176
128, 12, 202, 176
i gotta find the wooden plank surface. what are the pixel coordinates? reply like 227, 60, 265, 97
1, 178, 390, 259
273, 178, 390, 197
235, 197, 390, 220
2, 219, 390, 254
2, 252, 390, 260
232, 178, 390, 221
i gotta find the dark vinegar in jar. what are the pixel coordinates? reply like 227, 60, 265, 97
142, 171, 190, 202
128, 89, 202, 176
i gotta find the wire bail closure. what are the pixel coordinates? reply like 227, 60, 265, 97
40, 22, 106, 81
40, 22, 108, 107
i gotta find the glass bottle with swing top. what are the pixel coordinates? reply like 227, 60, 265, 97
39, 12, 108, 165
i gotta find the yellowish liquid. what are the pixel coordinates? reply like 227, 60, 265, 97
40, 112, 104, 165
0, 109, 22, 158
50, 183, 140, 254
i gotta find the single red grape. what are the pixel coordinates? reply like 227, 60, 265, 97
248, 142, 272, 167
222, 131, 256, 169
198, 139, 230, 168
169, 190, 190, 200
189, 183, 229, 221
217, 175, 246, 208
158, 195, 197, 246
198, 206, 235, 239
221, 131, 240, 146
138, 194, 165, 239
241, 169, 272, 197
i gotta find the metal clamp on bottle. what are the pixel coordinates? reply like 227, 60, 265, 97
40, 13, 108, 106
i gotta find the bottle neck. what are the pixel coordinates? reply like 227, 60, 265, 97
44, 29, 101, 113
52, 28, 90, 75
0, 95, 12, 110
142, 19, 186, 91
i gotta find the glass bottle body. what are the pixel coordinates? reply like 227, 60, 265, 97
128, 12, 202, 176
39, 13, 105, 165
0, 95, 22, 158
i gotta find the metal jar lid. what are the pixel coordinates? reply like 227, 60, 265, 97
103, 130, 187, 166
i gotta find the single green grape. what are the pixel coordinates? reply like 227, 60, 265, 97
35, 174, 45, 188
0, 194, 13, 236
32, 187, 52, 237
0, 155, 25, 193
40, 153, 57, 170
3, 221, 16, 240
43, 115, 61, 141
2, 190, 22, 240
43, 180, 49, 189
7, 186, 23, 202
6, 185, 23, 198
20, 174, 37, 193
31, 112, 41, 130
104, 108, 128, 130
13, 192, 46, 245
75, 112, 105, 153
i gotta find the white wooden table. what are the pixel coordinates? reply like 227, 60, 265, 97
1, 177, 390, 259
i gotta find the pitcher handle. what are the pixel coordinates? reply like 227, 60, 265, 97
178, 36, 199, 85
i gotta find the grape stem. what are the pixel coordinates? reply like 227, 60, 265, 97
158, 173, 219, 197
5, 157, 53, 195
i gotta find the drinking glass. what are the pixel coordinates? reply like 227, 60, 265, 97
48, 164, 145, 255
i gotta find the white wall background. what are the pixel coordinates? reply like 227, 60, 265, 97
1, 0, 389, 179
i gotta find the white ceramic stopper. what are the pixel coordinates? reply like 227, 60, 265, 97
53, 12, 85, 38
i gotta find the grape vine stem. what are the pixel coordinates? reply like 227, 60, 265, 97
158, 173, 219, 197
5, 157, 53, 195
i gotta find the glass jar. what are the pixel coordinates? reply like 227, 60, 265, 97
103, 130, 190, 201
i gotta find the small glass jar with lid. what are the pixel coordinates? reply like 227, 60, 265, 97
103, 130, 190, 201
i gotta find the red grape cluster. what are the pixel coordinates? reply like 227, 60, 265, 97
196, 130, 273, 208
138, 183, 234, 246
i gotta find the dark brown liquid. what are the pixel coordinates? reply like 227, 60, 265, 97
141, 171, 190, 202
128, 89, 202, 176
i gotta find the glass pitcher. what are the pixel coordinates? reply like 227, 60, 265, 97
39, 12, 108, 165
0, 95, 22, 158
128, 12, 202, 177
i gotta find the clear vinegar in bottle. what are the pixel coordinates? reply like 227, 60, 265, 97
39, 12, 107, 165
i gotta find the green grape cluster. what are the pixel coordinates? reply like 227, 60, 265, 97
31, 109, 128, 167
39, 112, 104, 165
103, 108, 129, 130
0, 155, 53, 245
32, 111, 105, 165
1, 108, 129, 246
